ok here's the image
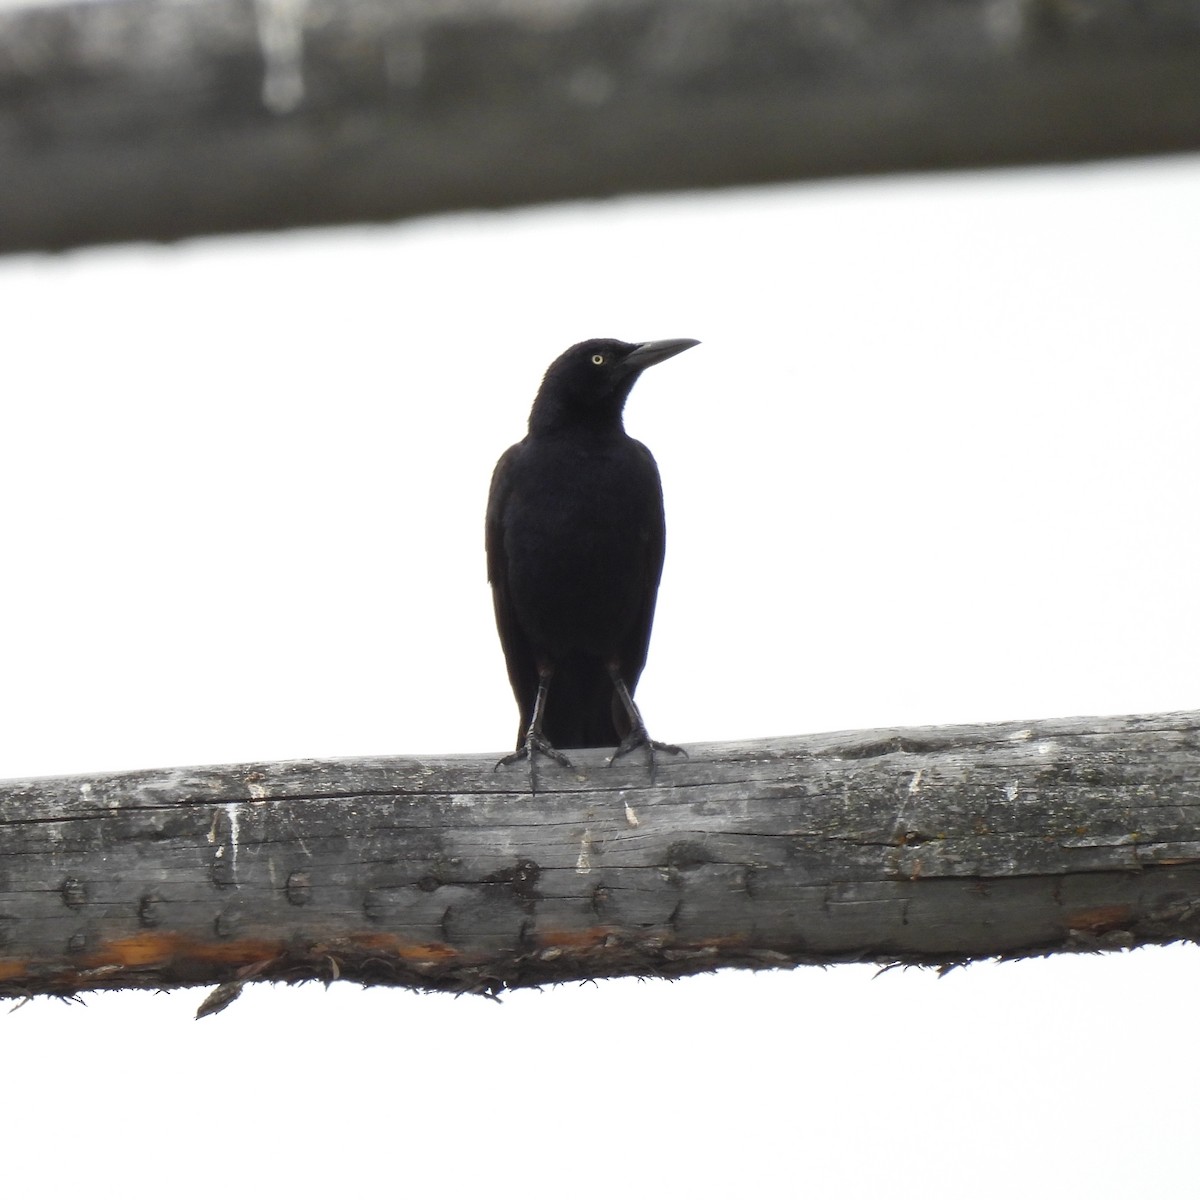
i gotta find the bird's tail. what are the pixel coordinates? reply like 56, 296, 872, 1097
542, 656, 625, 750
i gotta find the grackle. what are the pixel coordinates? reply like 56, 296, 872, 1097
486, 338, 698, 781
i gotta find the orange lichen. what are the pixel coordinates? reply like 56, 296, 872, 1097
1066, 905, 1132, 935
82, 933, 284, 969
2, 930, 466, 994
339, 932, 459, 962
535, 927, 614, 950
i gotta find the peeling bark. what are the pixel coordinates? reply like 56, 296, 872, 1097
2, 710, 1199, 1003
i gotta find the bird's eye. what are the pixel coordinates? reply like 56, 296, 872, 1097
591, 353, 605, 365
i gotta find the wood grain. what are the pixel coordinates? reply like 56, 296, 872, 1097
3, 709, 1199, 1001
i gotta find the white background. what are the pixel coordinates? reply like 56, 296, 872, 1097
2, 154, 1198, 1196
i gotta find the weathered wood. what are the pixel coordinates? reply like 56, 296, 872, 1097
2, 710, 1199, 1003
2, 0, 1200, 254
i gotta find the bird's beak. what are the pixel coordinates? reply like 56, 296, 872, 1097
622, 338, 700, 371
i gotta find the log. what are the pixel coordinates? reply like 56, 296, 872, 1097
2, 0, 1200, 254
2, 709, 1199, 1009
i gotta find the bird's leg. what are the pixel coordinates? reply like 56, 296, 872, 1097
606, 667, 686, 779
495, 666, 572, 791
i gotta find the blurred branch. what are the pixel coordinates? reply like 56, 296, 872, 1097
1, 0, 1199, 254
3, 710, 1199, 1011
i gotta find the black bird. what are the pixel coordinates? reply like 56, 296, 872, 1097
486, 337, 698, 777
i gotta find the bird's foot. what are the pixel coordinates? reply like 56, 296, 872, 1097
608, 727, 687, 776
495, 733, 573, 771
495, 733, 571, 796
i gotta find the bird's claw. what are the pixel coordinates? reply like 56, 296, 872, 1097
495, 732, 572, 796
607, 729, 687, 767
495, 734, 573, 772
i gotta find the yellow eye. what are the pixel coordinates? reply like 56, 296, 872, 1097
591, 353, 605, 365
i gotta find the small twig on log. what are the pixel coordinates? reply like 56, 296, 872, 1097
2, 709, 1199, 1002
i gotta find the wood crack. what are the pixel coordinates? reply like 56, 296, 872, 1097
3, 709, 1200, 999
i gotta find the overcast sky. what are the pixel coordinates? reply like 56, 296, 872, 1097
3, 153, 1199, 1198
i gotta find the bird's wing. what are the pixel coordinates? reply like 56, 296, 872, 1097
618, 439, 667, 692
486, 443, 539, 739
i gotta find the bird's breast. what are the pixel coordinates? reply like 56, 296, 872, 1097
502, 441, 662, 657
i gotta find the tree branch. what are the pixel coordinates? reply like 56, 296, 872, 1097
2, 0, 1199, 254
2, 710, 1199, 1005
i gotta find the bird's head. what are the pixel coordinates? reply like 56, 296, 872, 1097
529, 338, 699, 434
